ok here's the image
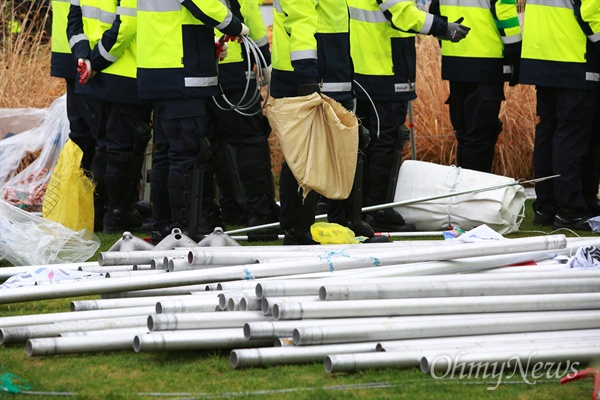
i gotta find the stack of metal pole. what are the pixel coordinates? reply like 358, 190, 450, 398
0, 234, 596, 377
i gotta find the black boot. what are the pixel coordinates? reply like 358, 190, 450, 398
103, 174, 147, 234
282, 190, 318, 246
167, 174, 204, 242
365, 208, 416, 232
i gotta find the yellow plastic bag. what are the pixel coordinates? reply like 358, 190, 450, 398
42, 139, 95, 232
310, 222, 359, 245
265, 93, 358, 200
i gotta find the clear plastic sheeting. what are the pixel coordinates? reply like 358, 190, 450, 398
0, 200, 100, 266
0, 106, 46, 140
0, 95, 69, 211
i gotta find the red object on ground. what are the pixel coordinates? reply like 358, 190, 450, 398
560, 368, 600, 400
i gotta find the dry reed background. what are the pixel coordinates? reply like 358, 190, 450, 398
1, 3, 537, 182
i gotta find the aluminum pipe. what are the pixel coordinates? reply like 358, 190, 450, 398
0, 306, 156, 329
274, 293, 600, 320
217, 290, 254, 311
60, 328, 145, 337
377, 329, 600, 353
326, 342, 599, 373
217, 281, 260, 292
98, 249, 192, 267
231, 342, 378, 369
319, 278, 599, 301
0, 235, 568, 304
260, 249, 561, 281
148, 311, 270, 331
26, 333, 143, 356
150, 258, 166, 270
261, 296, 320, 316
187, 249, 315, 266
71, 294, 201, 311
421, 346, 600, 376
133, 329, 273, 352
156, 297, 220, 314
1, 316, 148, 344
257, 270, 600, 299
239, 295, 262, 311
105, 270, 167, 278
102, 285, 208, 299
77, 265, 137, 273
167, 256, 197, 272
293, 310, 600, 346
244, 315, 474, 340
332, 239, 600, 280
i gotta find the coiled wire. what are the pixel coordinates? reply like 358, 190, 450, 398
213, 35, 270, 117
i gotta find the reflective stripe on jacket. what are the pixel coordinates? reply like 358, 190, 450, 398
348, 0, 417, 101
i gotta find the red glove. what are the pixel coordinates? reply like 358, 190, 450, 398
77, 58, 96, 84
222, 23, 249, 44
215, 37, 229, 61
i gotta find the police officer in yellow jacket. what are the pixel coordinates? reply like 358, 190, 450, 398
348, 0, 469, 232
51, 0, 94, 171
578, 0, 600, 217
68, 0, 152, 233
520, 0, 600, 231
430, 0, 521, 173
203, 0, 279, 237
272, 0, 388, 245
136, 0, 249, 241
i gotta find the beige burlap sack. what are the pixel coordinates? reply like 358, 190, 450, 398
265, 93, 358, 199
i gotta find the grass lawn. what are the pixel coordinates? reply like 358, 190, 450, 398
0, 199, 597, 399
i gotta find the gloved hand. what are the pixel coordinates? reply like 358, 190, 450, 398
297, 83, 321, 96
260, 65, 271, 87
503, 42, 521, 87
77, 58, 96, 84
240, 23, 250, 37
508, 62, 520, 87
444, 17, 470, 42
215, 37, 229, 61
223, 23, 250, 44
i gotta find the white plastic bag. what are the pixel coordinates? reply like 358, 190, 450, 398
0, 200, 100, 266
393, 160, 526, 234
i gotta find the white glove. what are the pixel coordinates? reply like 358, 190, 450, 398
261, 65, 271, 87
240, 23, 250, 37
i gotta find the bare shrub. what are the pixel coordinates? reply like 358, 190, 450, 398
1, 0, 64, 108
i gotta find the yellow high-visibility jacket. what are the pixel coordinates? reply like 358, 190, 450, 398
431, 0, 521, 82
520, 0, 600, 90
270, 0, 353, 101
67, 0, 141, 103
51, 0, 75, 79
136, 0, 242, 100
